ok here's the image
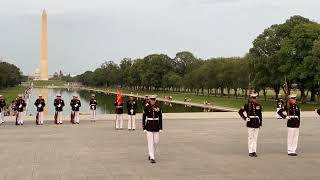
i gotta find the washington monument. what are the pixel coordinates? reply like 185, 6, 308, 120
40, 9, 48, 80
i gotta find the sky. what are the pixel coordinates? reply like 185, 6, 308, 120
0, 0, 319, 76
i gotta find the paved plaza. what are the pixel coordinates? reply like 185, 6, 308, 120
0, 112, 319, 180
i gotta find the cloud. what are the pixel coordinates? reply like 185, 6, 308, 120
200, 0, 242, 5
1, 0, 320, 75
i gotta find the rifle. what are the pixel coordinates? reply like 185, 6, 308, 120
247, 74, 252, 117
284, 76, 290, 115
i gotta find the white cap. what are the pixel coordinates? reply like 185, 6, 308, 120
289, 94, 297, 99
38, 94, 42, 97
56, 94, 61, 97
0, 95, 2, 97
18, 94, 22, 97
250, 93, 258, 98
149, 95, 157, 99
91, 94, 95, 97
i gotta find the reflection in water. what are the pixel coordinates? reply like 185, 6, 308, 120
27, 88, 209, 115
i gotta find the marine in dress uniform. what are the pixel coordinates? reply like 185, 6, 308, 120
34, 94, 46, 125
15, 95, 26, 125
142, 95, 163, 163
142, 95, 149, 107
0, 95, 6, 124
70, 96, 81, 124
54, 94, 65, 124
127, 93, 137, 130
276, 96, 284, 119
89, 94, 97, 122
238, 93, 263, 157
277, 94, 300, 156
115, 100, 124, 129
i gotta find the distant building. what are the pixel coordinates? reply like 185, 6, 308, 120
29, 67, 53, 80
40, 9, 49, 80
29, 68, 41, 80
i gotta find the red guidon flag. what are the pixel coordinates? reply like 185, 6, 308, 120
116, 87, 123, 105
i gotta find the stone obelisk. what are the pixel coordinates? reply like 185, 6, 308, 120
40, 9, 48, 80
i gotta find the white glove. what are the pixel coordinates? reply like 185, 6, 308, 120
286, 116, 291, 120
159, 130, 162, 133
246, 118, 250, 122
75, 104, 78, 107
19, 105, 22, 108
143, 130, 147, 132
146, 103, 149, 106
130, 109, 134, 114
38, 104, 42, 108
58, 104, 61, 107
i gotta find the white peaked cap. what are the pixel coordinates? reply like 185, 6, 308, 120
149, 95, 157, 99
250, 93, 258, 98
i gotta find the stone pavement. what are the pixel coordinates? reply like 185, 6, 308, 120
0, 112, 319, 180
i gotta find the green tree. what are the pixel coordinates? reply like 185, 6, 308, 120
0, 61, 23, 88
280, 22, 320, 103
119, 58, 133, 87
249, 15, 313, 100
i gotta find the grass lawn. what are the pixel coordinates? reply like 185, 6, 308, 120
30, 80, 66, 87
0, 86, 26, 105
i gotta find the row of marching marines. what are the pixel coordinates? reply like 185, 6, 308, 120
0, 93, 162, 164
1, 92, 320, 161
239, 93, 320, 158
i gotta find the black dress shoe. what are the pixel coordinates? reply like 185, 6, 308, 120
253, 152, 258, 157
249, 153, 254, 157
148, 156, 150, 160
150, 159, 156, 163
288, 153, 295, 156
292, 153, 298, 156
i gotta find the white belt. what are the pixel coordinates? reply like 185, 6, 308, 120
147, 118, 159, 120
115, 106, 123, 108
249, 116, 259, 118
289, 116, 299, 118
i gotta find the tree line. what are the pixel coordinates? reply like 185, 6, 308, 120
73, 15, 320, 103
75, 54, 250, 97
0, 61, 23, 89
